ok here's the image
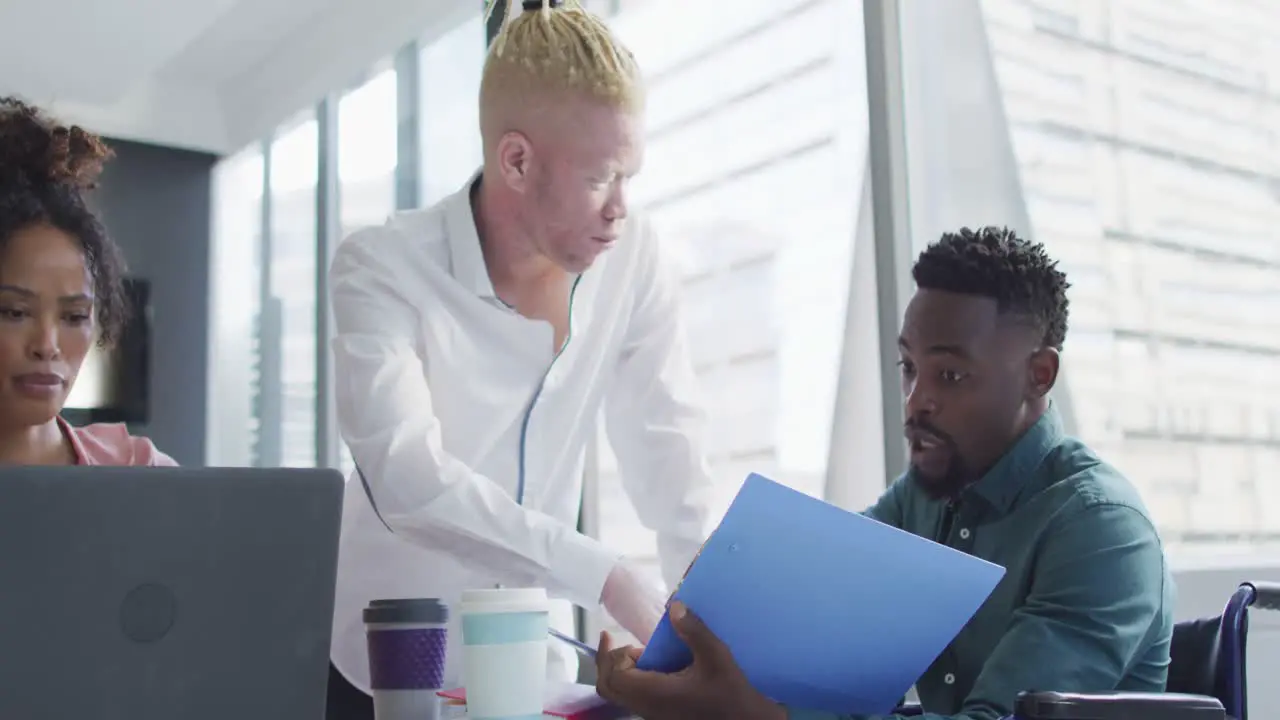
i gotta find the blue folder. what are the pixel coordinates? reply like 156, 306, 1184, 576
636, 474, 1006, 715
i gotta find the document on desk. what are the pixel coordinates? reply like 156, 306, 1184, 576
438, 682, 628, 719
636, 473, 1006, 716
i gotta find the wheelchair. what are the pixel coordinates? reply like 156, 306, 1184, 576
897, 581, 1280, 720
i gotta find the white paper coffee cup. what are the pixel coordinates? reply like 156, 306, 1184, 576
459, 588, 549, 719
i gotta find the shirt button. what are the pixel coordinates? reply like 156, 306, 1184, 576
959, 528, 971, 540
944, 673, 956, 685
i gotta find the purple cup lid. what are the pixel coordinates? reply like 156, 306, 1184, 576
364, 598, 448, 625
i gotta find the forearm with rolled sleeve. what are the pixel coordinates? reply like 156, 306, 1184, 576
330, 230, 620, 610
603, 220, 714, 592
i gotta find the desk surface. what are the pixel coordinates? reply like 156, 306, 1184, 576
449, 709, 637, 719
450, 710, 639, 719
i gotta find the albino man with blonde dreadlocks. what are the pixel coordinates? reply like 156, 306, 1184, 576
324, 0, 714, 715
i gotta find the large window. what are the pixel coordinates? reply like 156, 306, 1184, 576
340, 66, 398, 235
208, 147, 264, 466
266, 114, 319, 468
206, 0, 1279, 636
420, 11, 485, 205
336, 65, 400, 475
979, 0, 1280, 557
587, 0, 873, 644
203, 1, 1280, 705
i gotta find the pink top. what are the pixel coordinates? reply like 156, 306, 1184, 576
57, 416, 178, 467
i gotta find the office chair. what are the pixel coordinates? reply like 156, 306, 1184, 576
895, 581, 1280, 719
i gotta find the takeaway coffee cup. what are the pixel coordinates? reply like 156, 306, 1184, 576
459, 587, 550, 719
364, 598, 449, 720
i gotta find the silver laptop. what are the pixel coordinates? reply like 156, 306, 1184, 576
0, 466, 344, 720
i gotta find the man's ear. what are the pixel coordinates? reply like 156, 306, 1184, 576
496, 131, 532, 193
1026, 347, 1060, 400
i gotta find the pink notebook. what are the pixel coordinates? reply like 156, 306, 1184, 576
437, 682, 629, 719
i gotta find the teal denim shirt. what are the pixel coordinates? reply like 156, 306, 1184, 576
788, 406, 1174, 720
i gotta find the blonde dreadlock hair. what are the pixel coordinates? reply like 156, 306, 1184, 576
480, 0, 643, 146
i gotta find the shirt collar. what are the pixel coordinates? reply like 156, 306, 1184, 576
56, 415, 90, 466
443, 171, 498, 300
962, 402, 1065, 515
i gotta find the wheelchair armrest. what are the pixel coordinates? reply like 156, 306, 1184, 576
1249, 580, 1280, 611
891, 703, 923, 716
1014, 691, 1225, 719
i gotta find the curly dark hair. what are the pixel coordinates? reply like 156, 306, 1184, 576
911, 226, 1070, 350
0, 96, 127, 347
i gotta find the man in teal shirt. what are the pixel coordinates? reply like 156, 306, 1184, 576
593, 227, 1174, 720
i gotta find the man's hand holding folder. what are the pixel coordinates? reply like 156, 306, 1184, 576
596, 601, 784, 720
595, 474, 1004, 716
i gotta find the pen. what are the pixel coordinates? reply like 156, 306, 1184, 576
548, 627, 598, 658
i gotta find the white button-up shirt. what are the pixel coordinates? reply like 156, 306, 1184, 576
328, 176, 714, 692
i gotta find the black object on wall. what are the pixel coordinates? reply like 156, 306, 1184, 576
83, 138, 218, 465
62, 277, 151, 425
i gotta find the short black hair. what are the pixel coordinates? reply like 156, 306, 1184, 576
911, 226, 1070, 350
0, 96, 128, 346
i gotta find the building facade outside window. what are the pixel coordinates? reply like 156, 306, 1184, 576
979, 0, 1280, 559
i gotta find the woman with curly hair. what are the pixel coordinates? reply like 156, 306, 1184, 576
0, 96, 174, 466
